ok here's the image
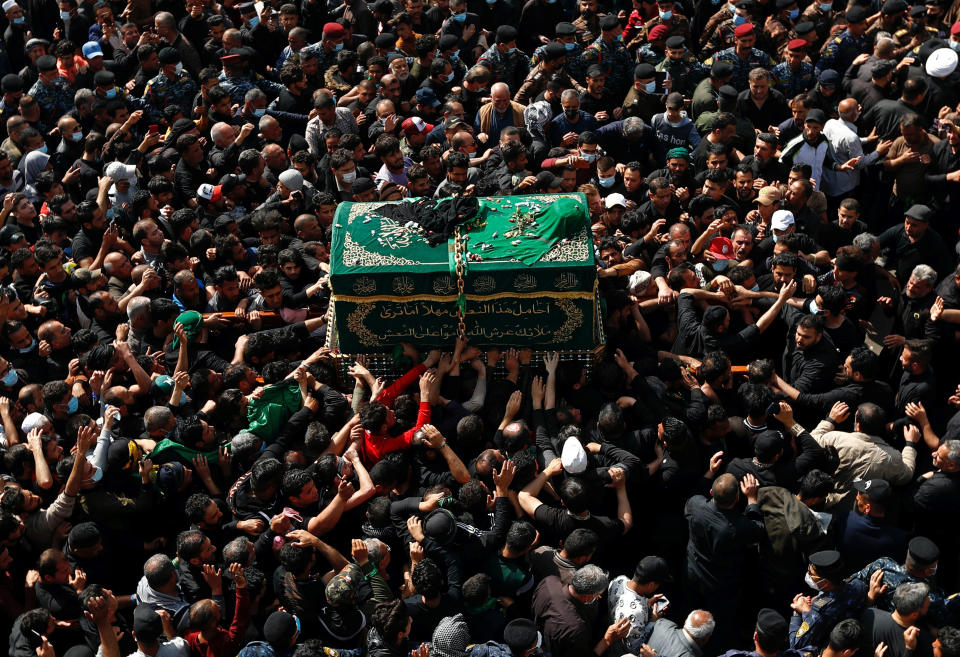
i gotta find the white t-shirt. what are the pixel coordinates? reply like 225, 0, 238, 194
608, 575, 652, 652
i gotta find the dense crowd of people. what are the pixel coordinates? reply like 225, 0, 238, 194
2, 0, 960, 656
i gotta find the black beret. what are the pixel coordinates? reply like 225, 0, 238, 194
556, 21, 576, 35
37, 55, 57, 72
711, 60, 734, 77
352, 177, 376, 194
158, 46, 180, 64
756, 608, 788, 643
845, 6, 869, 22
1, 73, 22, 92
544, 42, 567, 60
599, 14, 621, 30
665, 35, 685, 48
718, 84, 739, 99
794, 20, 815, 34
776, 0, 797, 9
882, 0, 907, 13
94, 70, 115, 87
634, 63, 656, 78
496, 25, 518, 42
504, 619, 539, 654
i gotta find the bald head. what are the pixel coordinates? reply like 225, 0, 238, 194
211, 122, 234, 148
491, 82, 510, 99
684, 610, 716, 645
838, 98, 859, 121
712, 473, 739, 508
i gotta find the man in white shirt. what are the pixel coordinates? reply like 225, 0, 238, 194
607, 555, 673, 653
821, 98, 888, 199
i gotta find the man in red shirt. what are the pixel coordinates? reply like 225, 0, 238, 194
185, 564, 250, 657
359, 369, 437, 465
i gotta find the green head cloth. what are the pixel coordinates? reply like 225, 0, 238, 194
172, 311, 203, 348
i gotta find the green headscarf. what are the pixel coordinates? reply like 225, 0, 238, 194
172, 310, 203, 348
666, 147, 691, 161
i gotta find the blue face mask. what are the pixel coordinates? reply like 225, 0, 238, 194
714, 258, 729, 271
772, 233, 779, 243
818, 2, 830, 9
446, 71, 455, 82
1, 369, 18, 386
809, 299, 822, 314
659, 10, 672, 19
253, 108, 266, 117
788, 8, 799, 18
951, 40, 960, 51
38, 145, 48, 154
506, 47, 516, 54
179, 392, 188, 405
485, 0, 496, 4
13, 16, 24, 24
598, 175, 615, 188
582, 152, 597, 162
751, 283, 760, 291
645, 80, 657, 93
18, 338, 35, 353
67, 396, 79, 414
564, 42, 576, 50
450, 50, 460, 61
453, 11, 466, 21
104, 86, 117, 99
334, 41, 344, 51
248, 15, 259, 28
60, 9, 71, 19
733, 13, 747, 24
70, 131, 83, 141
105, 208, 114, 220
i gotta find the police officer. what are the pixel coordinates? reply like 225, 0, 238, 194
720, 608, 806, 657
656, 36, 708, 98
788, 550, 877, 651
817, 6, 870, 76
580, 15, 634, 98
850, 537, 957, 628
477, 25, 531, 93
771, 39, 817, 97
143, 47, 199, 123
28, 55, 73, 134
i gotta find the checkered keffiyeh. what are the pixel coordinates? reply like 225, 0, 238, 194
431, 614, 470, 657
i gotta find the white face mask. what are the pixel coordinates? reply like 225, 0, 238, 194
805, 572, 829, 591
175, 62, 183, 74
342, 170, 357, 183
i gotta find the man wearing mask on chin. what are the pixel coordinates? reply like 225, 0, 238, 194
27, 56, 74, 135
788, 550, 880, 651
532, 564, 633, 657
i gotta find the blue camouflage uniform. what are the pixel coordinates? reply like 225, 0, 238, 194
580, 36, 634, 97
143, 71, 199, 122
533, 42, 584, 85
477, 44, 531, 91
771, 60, 817, 97
850, 557, 960, 629
217, 71, 285, 105
788, 579, 869, 651
816, 29, 869, 76
705, 47, 775, 91
28, 76, 74, 133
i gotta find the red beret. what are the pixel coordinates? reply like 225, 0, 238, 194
787, 38, 807, 50
648, 24, 669, 39
951, 21, 960, 35
734, 22, 755, 37
323, 22, 346, 38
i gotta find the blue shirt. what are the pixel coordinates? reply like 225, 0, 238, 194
547, 111, 599, 148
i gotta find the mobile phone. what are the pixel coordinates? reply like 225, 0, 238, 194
149, 124, 159, 134
766, 401, 781, 416
654, 596, 669, 613
654, 71, 668, 94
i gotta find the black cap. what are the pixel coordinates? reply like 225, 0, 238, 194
809, 550, 845, 579
909, 4, 926, 17
423, 508, 458, 545
556, 21, 576, 35
634, 63, 655, 79
794, 20, 815, 34
754, 429, 784, 462
819, 69, 840, 85
544, 42, 567, 60
846, 5, 869, 22
504, 619, 539, 654
352, 177, 375, 194
219, 173, 243, 191
1, 73, 21, 92
37, 55, 57, 72
634, 555, 673, 583
735, 0, 753, 8
263, 611, 299, 646
0, 225, 24, 247
718, 84, 739, 99
905, 204, 933, 222
496, 25, 518, 43
756, 609, 788, 645
94, 70, 115, 87
374, 32, 396, 48
24, 37, 49, 52
158, 46, 180, 64
804, 108, 826, 124
882, 0, 907, 13
586, 63, 606, 77
711, 60, 734, 78
133, 605, 164, 643
908, 536, 940, 565
665, 35, 685, 48
599, 14, 621, 31
776, 0, 797, 8
853, 478, 892, 506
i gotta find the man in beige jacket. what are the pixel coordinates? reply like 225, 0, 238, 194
804, 401, 920, 509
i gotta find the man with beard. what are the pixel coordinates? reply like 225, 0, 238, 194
87, 291, 126, 344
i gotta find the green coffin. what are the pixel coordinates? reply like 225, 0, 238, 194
328, 193, 603, 353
